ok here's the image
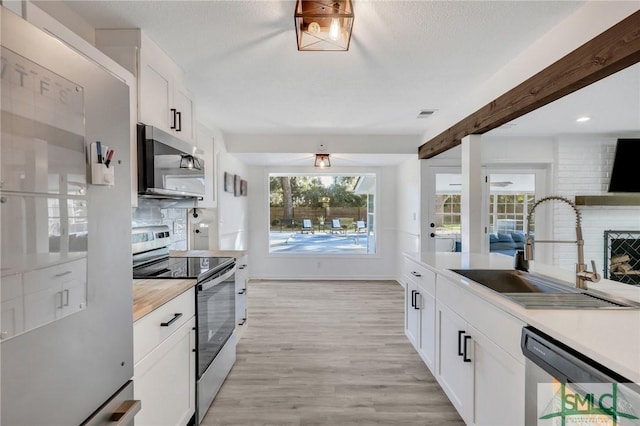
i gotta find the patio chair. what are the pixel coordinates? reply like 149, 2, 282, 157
355, 220, 366, 233
300, 219, 314, 234
330, 219, 344, 234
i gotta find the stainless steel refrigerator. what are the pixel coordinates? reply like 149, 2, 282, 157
1, 8, 135, 425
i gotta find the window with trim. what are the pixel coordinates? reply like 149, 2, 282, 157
269, 173, 376, 254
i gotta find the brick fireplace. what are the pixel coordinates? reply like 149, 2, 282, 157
604, 230, 640, 285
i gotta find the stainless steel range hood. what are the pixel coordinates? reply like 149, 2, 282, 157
574, 195, 640, 206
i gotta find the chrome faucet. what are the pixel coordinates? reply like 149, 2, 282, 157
524, 195, 600, 289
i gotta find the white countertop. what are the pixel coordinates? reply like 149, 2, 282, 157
1, 252, 87, 277
406, 252, 640, 383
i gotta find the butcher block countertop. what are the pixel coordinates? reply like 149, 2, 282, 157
132, 278, 196, 322
170, 250, 247, 258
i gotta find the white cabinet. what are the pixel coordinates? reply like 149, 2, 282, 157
417, 285, 436, 370
472, 327, 525, 426
235, 255, 249, 329
1, 273, 24, 340
436, 274, 525, 426
96, 29, 196, 145
436, 302, 474, 423
134, 288, 196, 426
21, 258, 87, 334
404, 278, 419, 348
436, 300, 525, 426
403, 255, 526, 426
403, 257, 436, 371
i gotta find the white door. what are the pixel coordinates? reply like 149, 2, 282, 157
423, 166, 462, 252
484, 167, 549, 262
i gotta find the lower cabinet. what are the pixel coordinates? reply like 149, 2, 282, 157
472, 328, 525, 425
235, 255, 248, 328
436, 302, 474, 423
417, 287, 436, 370
134, 288, 196, 426
403, 255, 525, 426
404, 278, 419, 347
436, 300, 525, 425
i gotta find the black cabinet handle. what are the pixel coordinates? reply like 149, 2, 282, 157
410, 290, 416, 308
238, 289, 246, 295
410, 271, 422, 278
457, 330, 466, 356
160, 313, 183, 327
176, 111, 182, 132
238, 318, 246, 326
239, 264, 247, 270
414, 292, 420, 310
170, 108, 177, 129
463, 335, 472, 362
430, 233, 436, 238
430, 222, 435, 228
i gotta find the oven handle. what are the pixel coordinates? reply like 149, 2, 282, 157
198, 264, 236, 291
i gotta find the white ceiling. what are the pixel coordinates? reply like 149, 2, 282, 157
41, 1, 639, 166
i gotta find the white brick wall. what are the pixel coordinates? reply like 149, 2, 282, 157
552, 137, 640, 273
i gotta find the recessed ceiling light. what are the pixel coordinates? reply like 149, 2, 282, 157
576, 116, 591, 122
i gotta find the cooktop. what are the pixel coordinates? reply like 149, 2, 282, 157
133, 256, 234, 279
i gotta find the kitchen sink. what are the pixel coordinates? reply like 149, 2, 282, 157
449, 269, 640, 309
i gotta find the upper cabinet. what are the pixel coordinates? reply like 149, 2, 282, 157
95, 29, 196, 145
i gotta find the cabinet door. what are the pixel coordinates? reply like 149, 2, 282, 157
235, 260, 248, 326
173, 87, 194, 143
417, 289, 436, 371
1, 297, 24, 340
405, 280, 419, 348
61, 279, 87, 317
472, 327, 525, 426
139, 61, 172, 131
436, 302, 473, 424
24, 286, 62, 330
134, 317, 196, 426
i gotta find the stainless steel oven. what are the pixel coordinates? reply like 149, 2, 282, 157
196, 261, 236, 423
131, 225, 238, 424
522, 326, 640, 425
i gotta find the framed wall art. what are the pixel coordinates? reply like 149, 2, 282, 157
240, 180, 248, 196
234, 174, 241, 197
224, 172, 234, 193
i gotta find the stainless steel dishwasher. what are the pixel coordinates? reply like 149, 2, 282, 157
521, 326, 640, 425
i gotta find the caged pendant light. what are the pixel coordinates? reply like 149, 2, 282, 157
314, 153, 331, 168
295, 0, 354, 51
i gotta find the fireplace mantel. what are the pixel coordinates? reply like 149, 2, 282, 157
575, 195, 640, 206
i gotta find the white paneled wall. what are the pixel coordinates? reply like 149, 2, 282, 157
396, 157, 421, 283
552, 137, 640, 271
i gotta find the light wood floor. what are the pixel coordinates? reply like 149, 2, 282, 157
201, 280, 463, 426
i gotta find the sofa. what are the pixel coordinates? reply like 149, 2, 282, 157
454, 232, 527, 256
489, 232, 527, 256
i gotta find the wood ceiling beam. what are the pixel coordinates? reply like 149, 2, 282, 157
418, 10, 640, 159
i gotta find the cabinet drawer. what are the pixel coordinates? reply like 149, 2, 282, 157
134, 287, 195, 364
437, 275, 525, 361
23, 258, 87, 295
404, 257, 436, 296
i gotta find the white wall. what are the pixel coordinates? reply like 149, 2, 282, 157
248, 166, 397, 279
396, 157, 421, 282
215, 135, 250, 250
551, 136, 640, 271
